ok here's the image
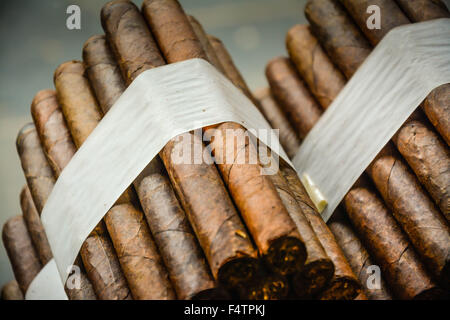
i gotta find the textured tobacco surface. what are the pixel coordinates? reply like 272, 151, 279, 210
396, 0, 450, 22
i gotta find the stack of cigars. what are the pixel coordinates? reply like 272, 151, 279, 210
1, 0, 448, 301
258, 0, 449, 300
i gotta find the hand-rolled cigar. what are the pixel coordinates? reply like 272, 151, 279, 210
345, 178, 443, 299
16, 123, 55, 214
392, 111, 450, 220
20, 185, 52, 265
281, 163, 361, 300
422, 84, 450, 146
187, 16, 225, 74
305, 0, 371, 79
266, 57, 323, 140
102, 0, 259, 289
104, 203, 175, 299
84, 34, 216, 300
253, 88, 300, 158
2, 216, 41, 294
338, 0, 409, 46
286, 25, 346, 110
367, 143, 450, 288
1, 280, 24, 300
328, 218, 392, 300
31, 87, 132, 300
269, 170, 334, 298
395, 0, 450, 21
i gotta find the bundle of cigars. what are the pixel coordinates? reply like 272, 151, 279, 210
1, 0, 448, 301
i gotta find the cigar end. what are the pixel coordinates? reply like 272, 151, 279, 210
265, 236, 307, 276
292, 258, 335, 298
16, 123, 36, 154
2, 216, 23, 244
30, 89, 58, 126
53, 60, 84, 84
237, 273, 289, 300
101, 0, 136, 32
319, 276, 362, 300
217, 256, 261, 290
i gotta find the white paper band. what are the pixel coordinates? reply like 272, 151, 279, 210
25, 259, 68, 300
293, 18, 450, 222
26, 19, 449, 299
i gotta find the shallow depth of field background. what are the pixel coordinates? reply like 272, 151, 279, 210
0, 0, 308, 286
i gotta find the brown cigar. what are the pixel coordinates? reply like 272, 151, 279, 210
367, 144, 450, 288
2, 216, 41, 294
395, 0, 450, 21
83, 33, 217, 300
16, 124, 96, 300
392, 111, 449, 220
142, 0, 307, 276
31, 89, 132, 300
345, 178, 443, 299
266, 57, 323, 140
1, 280, 24, 300
187, 16, 225, 74
286, 25, 346, 110
281, 164, 361, 300
305, 0, 371, 79
253, 88, 300, 158
53, 60, 174, 299
236, 271, 289, 300
328, 218, 392, 300
423, 84, 450, 146
20, 185, 52, 265
338, 0, 409, 46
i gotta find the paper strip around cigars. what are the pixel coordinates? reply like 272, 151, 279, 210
26, 259, 68, 300
28, 19, 449, 298
293, 18, 450, 222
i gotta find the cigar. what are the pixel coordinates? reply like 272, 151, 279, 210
84, 34, 218, 300
281, 164, 361, 300
286, 25, 346, 110
392, 111, 449, 220
187, 16, 225, 74
269, 170, 335, 298
16, 124, 97, 300
338, 0, 409, 46
305, 0, 371, 79
423, 84, 450, 146
31, 88, 132, 300
53, 60, 174, 299
236, 271, 289, 300
1, 280, 24, 300
253, 88, 300, 158
266, 57, 323, 140
367, 144, 450, 288
345, 178, 443, 299
395, 0, 450, 22
20, 185, 52, 265
142, 0, 307, 276
328, 218, 392, 300
100, 0, 259, 291
2, 216, 41, 294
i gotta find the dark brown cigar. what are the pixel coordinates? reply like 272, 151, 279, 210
53, 60, 174, 300
395, 0, 450, 21
2, 216, 41, 294
253, 88, 300, 158
345, 178, 443, 299
305, 0, 371, 79
187, 16, 225, 74
338, 0, 409, 46
367, 144, 450, 288
266, 57, 323, 140
20, 185, 52, 265
281, 163, 361, 300
328, 218, 392, 300
84, 34, 217, 300
31, 88, 132, 300
1, 280, 24, 300
286, 25, 346, 110
423, 84, 450, 146
141, 0, 306, 277
392, 111, 449, 220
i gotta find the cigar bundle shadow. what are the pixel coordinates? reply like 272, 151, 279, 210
1, 0, 448, 301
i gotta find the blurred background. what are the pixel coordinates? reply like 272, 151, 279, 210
0, 0, 308, 287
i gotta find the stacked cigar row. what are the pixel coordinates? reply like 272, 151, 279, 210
3, 0, 367, 301
260, 0, 450, 300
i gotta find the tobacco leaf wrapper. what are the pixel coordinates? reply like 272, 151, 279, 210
422, 84, 450, 146
395, 0, 450, 22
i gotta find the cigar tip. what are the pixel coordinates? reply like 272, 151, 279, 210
2, 216, 23, 240
265, 56, 289, 75
30, 89, 57, 119
253, 87, 270, 100
83, 35, 106, 52
53, 60, 84, 83
16, 123, 36, 152
101, 0, 135, 25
